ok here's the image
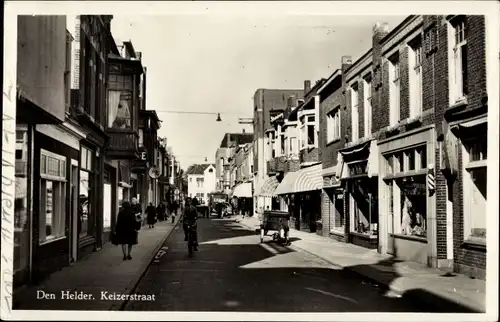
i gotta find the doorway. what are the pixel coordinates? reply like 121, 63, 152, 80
70, 161, 79, 263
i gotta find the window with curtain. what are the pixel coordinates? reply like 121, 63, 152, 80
79, 146, 94, 238
450, 17, 468, 101
409, 36, 423, 118
389, 53, 401, 127
108, 74, 133, 129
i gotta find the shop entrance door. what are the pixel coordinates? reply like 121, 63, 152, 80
69, 161, 79, 263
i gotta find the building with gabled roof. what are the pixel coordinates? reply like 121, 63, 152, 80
186, 163, 216, 205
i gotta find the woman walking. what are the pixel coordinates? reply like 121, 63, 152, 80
146, 202, 157, 228
115, 201, 141, 260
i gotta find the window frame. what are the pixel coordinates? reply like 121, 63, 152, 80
363, 75, 373, 138
350, 84, 359, 142
449, 17, 468, 103
462, 135, 487, 243
388, 53, 401, 127
299, 111, 316, 150
326, 106, 341, 144
409, 36, 423, 118
39, 149, 67, 245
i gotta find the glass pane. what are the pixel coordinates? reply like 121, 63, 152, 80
108, 90, 132, 129
385, 155, 393, 174
79, 171, 90, 238
87, 151, 92, 170
103, 184, 112, 231
469, 167, 486, 238
80, 148, 87, 169
396, 152, 404, 173
407, 150, 415, 171
41, 155, 47, 175
45, 181, 54, 240
418, 146, 427, 169
461, 45, 468, 96
398, 175, 426, 237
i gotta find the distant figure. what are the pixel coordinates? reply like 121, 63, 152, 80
115, 201, 141, 260
156, 202, 166, 221
146, 202, 157, 228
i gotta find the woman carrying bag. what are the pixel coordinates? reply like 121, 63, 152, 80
112, 201, 141, 260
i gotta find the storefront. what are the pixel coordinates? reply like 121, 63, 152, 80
322, 170, 346, 241
32, 125, 81, 282
256, 175, 279, 212
378, 126, 436, 265
340, 140, 379, 249
275, 164, 323, 233
446, 115, 487, 278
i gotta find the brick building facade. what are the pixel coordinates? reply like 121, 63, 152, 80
313, 14, 489, 279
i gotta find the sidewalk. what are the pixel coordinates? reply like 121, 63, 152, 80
236, 215, 486, 313
13, 213, 181, 311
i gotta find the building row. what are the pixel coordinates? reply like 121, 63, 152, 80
13, 15, 183, 291
252, 15, 491, 280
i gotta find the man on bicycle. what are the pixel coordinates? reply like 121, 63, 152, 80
183, 197, 199, 251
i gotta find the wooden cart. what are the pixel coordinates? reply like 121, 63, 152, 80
259, 210, 290, 243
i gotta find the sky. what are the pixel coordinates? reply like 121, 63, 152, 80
109, 14, 406, 170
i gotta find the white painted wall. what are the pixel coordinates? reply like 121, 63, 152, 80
187, 165, 216, 205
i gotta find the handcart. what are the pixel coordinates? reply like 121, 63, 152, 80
259, 211, 290, 244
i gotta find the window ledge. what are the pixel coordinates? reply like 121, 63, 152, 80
326, 137, 342, 146
330, 229, 345, 237
462, 238, 486, 251
39, 236, 67, 246
390, 233, 427, 243
350, 231, 378, 239
447, 96, 469, 113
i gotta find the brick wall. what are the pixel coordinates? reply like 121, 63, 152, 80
300, 147, 319, 164
320, 86, 345, 169
428, 15, 487, 277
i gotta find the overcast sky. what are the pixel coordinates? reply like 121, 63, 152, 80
109, 14, 406, 169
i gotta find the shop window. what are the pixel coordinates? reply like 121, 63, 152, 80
79, 146, 94, 238
15, 126, 29, 274
396, 175, 427, 237
350, 179, 378, 235
103, 183, 112, 231
39, 150, 67, 244
329, 191, 345, 233
463, 137, 487, 242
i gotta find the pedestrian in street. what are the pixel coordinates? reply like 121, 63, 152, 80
146, 202, 157, 228
114, 201, 141, 260
156, 202, 166, 222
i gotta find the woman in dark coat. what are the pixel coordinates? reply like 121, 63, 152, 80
146, 202, 157, 228
115, 201, 141, 260
156, 202, 166, 221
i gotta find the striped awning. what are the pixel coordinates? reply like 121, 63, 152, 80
232, 182, 253, 198
275, 171, 299, 195
257, 175, 279, 197
294, 164, 323, 193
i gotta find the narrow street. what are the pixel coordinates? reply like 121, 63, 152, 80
125, 216, 433, 312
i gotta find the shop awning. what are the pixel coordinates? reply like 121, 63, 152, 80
257, 175, 279, 197
275, 171, 300, 195
232, 182, 253, 198
294, 164, 323, 193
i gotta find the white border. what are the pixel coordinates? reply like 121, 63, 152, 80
2, 1, 499, 322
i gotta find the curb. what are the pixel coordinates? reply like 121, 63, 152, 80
114, 213, 182, 311
236, 219, 482, 313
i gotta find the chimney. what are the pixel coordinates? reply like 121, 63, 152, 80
304, 80, 311, 93
137, 51, 142, 61
373, 22, 390, 43
341, 55, 353, 73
